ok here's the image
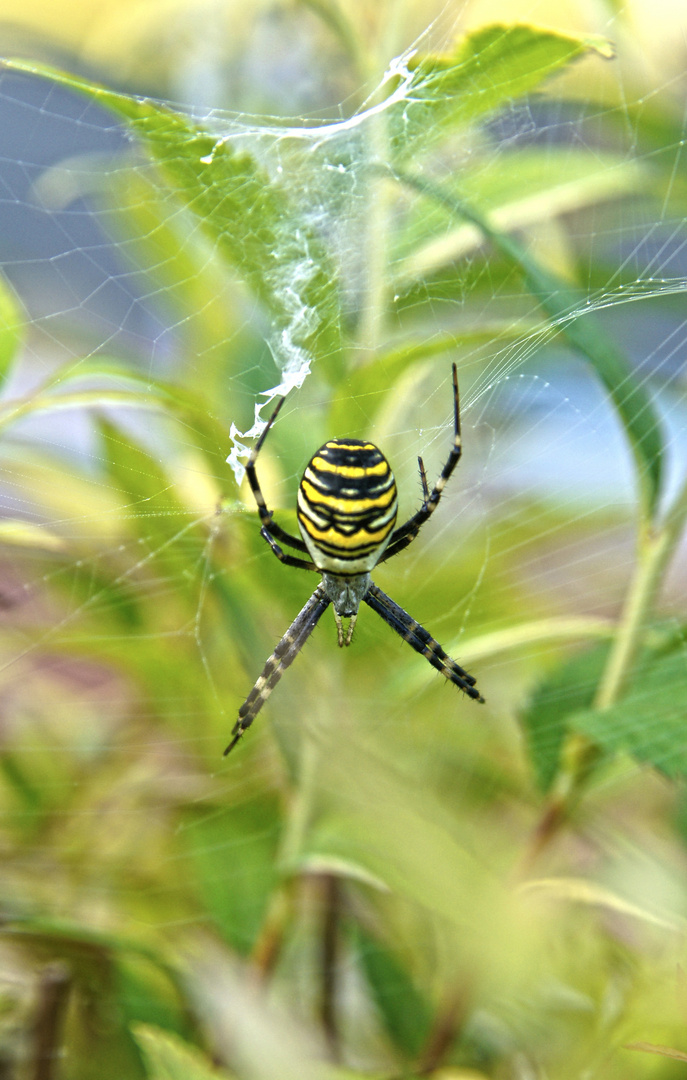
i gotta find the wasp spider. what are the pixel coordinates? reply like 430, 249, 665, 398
225, 365, 483, 755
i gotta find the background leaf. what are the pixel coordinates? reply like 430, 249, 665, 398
0, 271, 23, 385
568, 650, 687, 779
393, 24, 613, 157
134, 1026, 233, 1080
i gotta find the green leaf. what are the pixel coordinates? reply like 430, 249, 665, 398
394, 148, 648, 284
521, 643, 610, 792
393, 23, 613, 156
0, 518, 65, 551
115, 958, 190, 1043
327, 314, 547, 437
328, 337, 458, 436
181, 801, 280, 954
303, 737, 507, 943
391, 170, 664, 518
98, 417, 203, 553
354, 924, 433, 1057
133, 1025, 233, 1080
567, 650, 687, 779
0, 272, 24, 385
3, 59, 342, 368
4, 916, 181, 984
0, 358, 233, 487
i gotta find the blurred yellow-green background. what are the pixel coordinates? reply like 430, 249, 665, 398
0, 1, 687, 1078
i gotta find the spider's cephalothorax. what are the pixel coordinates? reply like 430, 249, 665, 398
224, 365, 484, 756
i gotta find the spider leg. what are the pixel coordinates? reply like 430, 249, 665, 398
418, 455, 430, 502
380, 363, 462, 564
364, 582, 483, 701
260, 527, 317, 571
225, 584, 331, 755
245, 396, 309, 553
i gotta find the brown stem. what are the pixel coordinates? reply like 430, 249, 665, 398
251, 882, 294, 979
416, 989, 467, 1075
319, 874, 342, 1060
30, 962, 72, 1080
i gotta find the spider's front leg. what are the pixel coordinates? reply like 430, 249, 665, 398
244, 395, 310, 554
260, 526, 317, 571
380, 364, 463, 564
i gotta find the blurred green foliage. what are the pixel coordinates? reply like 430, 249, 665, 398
0, 9, 686, 1080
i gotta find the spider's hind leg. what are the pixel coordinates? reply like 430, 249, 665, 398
364, 582, 483, 701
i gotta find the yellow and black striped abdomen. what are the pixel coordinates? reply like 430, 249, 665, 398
297, 440, 398, 573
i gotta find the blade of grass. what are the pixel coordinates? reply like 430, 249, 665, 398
389, 168, 663, 519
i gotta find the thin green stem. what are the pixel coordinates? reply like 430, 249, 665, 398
593, 524, 671, 711
526, 476, 687, 861
357, 1, 411, 353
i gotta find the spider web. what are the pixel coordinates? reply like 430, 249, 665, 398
0, 1, 687, 1074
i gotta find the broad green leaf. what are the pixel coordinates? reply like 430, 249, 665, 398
0, 272, 24, 385
0, 368, 265, 663
4, 916, 180, 981
328, 337, 457, 437
567, 650, 687, 779
3, 59, 342, 367
521, 624, 687, 790
0, 752, 44, 814
392, 24, 613, 157
3, 921, 163, 1080
133, 1025, 233, 1080
47, 358, 232, 472
115, 958, 192, 1046
98, 417, 199, 527
303, 736, 512, 950
52, 555, 144, 630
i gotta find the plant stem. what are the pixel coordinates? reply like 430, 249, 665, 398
30, 963, 72, 1080
251, 881, 294, 978
526, 475, 687, 861
357, 1, 412, 353
587, 473, 687, 731
593, 523, 671, 710
358, 116, 393, 353
319, 873, 342, 1059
